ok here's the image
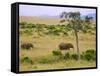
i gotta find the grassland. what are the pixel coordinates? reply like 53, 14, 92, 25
19, 16, 96, 71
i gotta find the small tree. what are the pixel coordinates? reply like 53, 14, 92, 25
60, 12, 93, 60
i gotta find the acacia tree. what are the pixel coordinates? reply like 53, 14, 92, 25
60, 12, 93, 60
61, 12, 81, 60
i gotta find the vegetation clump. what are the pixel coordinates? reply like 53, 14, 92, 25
81, 49, 96, 61
21, 56, 33, 64
63, 52, 70, 60
71, 54, 78, 60
52, 49, 62, 56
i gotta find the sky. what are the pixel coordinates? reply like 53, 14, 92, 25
19, 5, 96, 18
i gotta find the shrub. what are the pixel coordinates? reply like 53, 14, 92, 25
19, 30, 33, 36
63, 52, 70, 60
87, 29, 92, 33
26, 24, 33, 28
86, 49, 95, 54
84, 53, 92, 61
52, 49, 63, 60
81, 49, 96, 61
71, 54, 78, 60
21, 56, 33, 64
82, 29, 87, 33
52, 49, 62, 56
20, 22, 27, 25
20, 25, 26, 28
24, 30, 33, 35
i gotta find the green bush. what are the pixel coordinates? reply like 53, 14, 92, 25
52, 49, 62, 56
26, 24, 35, 29
86, 49, 95, 53
20, 25, 26, 28
21, 56, 33, 64
84, 53, 92, 61
23, 30, 33, 35
82, 29, 87, 33
81, 49, 96, 61
20, 22, 27, 25
71, 54, 78, 60
63, 52, 70, 60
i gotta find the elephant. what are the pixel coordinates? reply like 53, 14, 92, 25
21, 43, 33, 49
59, 42, 74, 50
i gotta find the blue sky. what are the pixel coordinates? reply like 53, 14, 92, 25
19, 5, 96, 17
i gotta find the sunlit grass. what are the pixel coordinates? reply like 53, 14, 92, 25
19, 16, 96, 71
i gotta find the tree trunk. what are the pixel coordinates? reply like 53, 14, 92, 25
74, 30, 80, 60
